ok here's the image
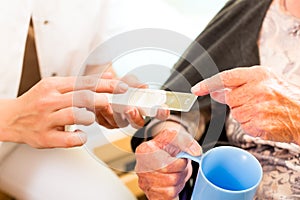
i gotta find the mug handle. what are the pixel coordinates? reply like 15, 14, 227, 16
176, 151, 202, 163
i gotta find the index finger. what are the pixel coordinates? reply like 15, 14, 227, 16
191, 67, 256, 96
135, 140, 188, 172
54, 76, 128, 94
154, 129, 202, 157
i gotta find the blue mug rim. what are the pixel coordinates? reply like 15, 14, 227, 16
197, 146, 263, 194
176, 146, 263, 194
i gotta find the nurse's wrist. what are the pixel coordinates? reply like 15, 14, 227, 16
0, 99, 20, 142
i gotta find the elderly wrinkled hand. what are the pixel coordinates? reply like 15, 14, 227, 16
191, 66, 300, 144
135, 121, 201, 200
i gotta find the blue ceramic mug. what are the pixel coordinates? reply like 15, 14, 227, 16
177, 146, 263, 200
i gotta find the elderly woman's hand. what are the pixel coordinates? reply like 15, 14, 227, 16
135, 121, 201, 200
191, 66, 300, 145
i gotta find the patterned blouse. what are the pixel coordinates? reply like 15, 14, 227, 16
226, 0, 300, 199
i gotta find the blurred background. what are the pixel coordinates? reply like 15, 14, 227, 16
110, 0, 228, 77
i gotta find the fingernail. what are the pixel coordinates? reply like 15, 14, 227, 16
126, 108, 136, 117
164, 110, 169, 117
118, 82, 128, 92
140, 84, 149, 89
189, 142, 202, 156
191, 84, 200, 94
75, 132, 87, 144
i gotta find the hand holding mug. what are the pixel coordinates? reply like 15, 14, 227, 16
135, 121, 201, 200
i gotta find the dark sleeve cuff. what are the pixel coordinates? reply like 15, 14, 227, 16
130, 119, 153, 152
130, 115, 190, 152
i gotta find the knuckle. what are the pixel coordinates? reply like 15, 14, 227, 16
154, 129, 179, 146
136, 142, 150, 154
221, 70, 233, 85
167, 174, 181, 185
103, 104, 113, 113
64, 135, 80, 147
29, 139, 43, 148
254, 66, 271, 79
36, 97, 49, 108
165, 188, 178, 199
40, 77, 56, 90
80, 90, 94, 106
155, 129, 176, 143
99, 79, 115, 92
34, 135, 50, 148
222, 70, 231, 79
66, 109, 76, 124
35, 96, 57, 111
109, 81, 116, 91
82, 76, 97, 89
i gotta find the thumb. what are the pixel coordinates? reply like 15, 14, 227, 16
153, 129, 202, 157
135, 140, 179, 172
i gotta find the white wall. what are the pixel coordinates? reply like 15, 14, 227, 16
112, 0, 228, 84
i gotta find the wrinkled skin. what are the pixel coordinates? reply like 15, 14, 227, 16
192, 66, 300, 145
135, 121, 202, 200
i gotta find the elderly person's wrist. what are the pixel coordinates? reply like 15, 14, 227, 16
150, 120, 187, 137
145, 115, 191, 139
